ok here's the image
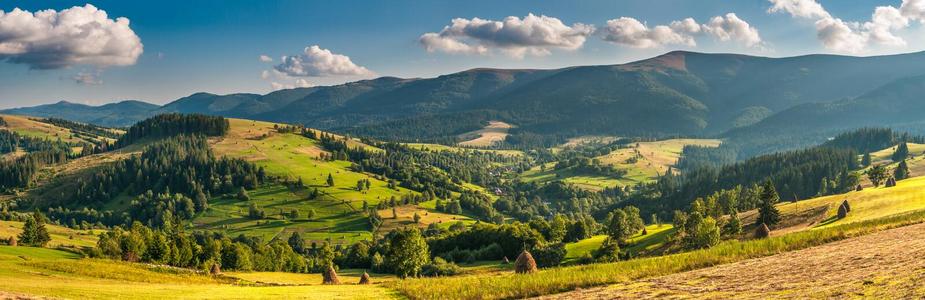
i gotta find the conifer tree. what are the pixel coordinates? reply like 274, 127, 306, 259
892, 142, 909, 162
862, 152, 872, 167
756, 180, 781, 227
894, 160, 910, 180
19, 211, 51, 247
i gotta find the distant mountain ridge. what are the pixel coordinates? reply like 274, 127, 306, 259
6, 50, 925, 151
1, 100, 159, 127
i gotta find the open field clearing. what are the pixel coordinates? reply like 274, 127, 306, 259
741, 174, 925, 235
0, 220, 101, 248
563, 224, 674, 263
596, 138, 722, 178
376, 204, 476, 232
0, 114, 89, 144
522, 138, 721, 190
538, 221, 925, 299
457, 121, 512, 147
391, 208, 925, 300
404, 143, 524, 157
0, 246, 397, 299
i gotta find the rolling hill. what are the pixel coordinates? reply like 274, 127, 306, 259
10, 50, 925, 149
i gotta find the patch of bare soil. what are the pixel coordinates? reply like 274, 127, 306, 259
537, 222, 925, 299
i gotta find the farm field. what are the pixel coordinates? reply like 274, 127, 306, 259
563, 224, 674, 263
457, 121, 513, 147
0, 220, 101, 248
539, 221, 925, 299
404, 143, 524, 158
521, 138, 721, 190
0, 246, 397, 299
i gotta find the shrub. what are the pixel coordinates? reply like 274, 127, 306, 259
532, 244, 566, 268
755, 223, 771, 239
421, 257, 462, 277
592, 237, 621, 263
513, 250, 537, 274
837, 203, 848, 219
322, 265, 340, 284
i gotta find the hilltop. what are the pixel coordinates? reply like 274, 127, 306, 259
11, 50, 925, 156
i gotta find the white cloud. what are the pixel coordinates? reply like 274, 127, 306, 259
273, 45, 372, 77
600, 17, 697, 48
769, 0, 924, 53
269, 78, 313, 91
259, 55, 273, 62
703, 13, 764, 48
600, 14, 762, 49
419, 14, 594, 58
767, 0, 830, 19
0, 4, 143, 69
72, 70, 102, 85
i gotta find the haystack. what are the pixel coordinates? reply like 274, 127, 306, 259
514, 250, 537, 274
210, 263, 221, 275
837, 203, 848, 219
7, 236, 15, 247
755, 223, 771, 239
322, 265, 341, 284
855, 185, 863, 191
841, 200, 851, 213
358, 272, 371, 284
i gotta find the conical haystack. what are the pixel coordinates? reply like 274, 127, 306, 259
7, 236, 15, 247
755, 223, 771, 239
322, 265, 341, 284
841, 200, 851, 213
210, 263, 221, 275
358, 272, 371, 284
514, 250, 537, 274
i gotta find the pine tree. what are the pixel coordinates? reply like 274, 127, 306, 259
19, 211, 51, 247
756, 180, 781, 227
862, 152, 872, 167
894, 160, 910, 180
892, 142, 909, 162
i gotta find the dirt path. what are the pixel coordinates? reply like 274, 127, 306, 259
538, 222, 925, 299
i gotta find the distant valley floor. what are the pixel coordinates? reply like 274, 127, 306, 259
538, 222, 925, 299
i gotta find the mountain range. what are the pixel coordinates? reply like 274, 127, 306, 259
7, 50, 925, 155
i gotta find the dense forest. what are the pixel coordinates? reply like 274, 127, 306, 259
115, 113, 229, 147
62, 135, 265, 227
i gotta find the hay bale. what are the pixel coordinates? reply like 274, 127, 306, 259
502, 256, 510, 264
755, 223, 771, 239
7, 236, 15, 247
641, 228, 648, 235
513, 250, 537, 274
358, 272, 370, 284
837, 203, 848, 219
856, 185, 863, 191
322, 265, 340, 284
841, 200, 851, 213
210, 263, 221, 275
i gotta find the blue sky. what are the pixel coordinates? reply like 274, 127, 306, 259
1, 0, 923, 108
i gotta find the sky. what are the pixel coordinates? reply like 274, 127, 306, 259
2, 0, 925, 108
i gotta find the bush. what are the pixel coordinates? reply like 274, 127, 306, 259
592, 237, 621, 263
531, 243, 566, 268
421, 257, 462, 277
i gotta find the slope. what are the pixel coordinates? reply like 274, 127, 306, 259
1, 101, 159, 127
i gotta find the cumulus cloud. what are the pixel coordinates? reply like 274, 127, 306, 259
0, 4, 143, 69
72, 70, 102, 85
273, 45, 372, 77
258, 55, 273, 62
269, 78, 313, 91
767, 0, 830, 19
419, 14, 594, 57
600, 15, 761, 49
703, 13, 763, 48
769, 0, 924, 53
599, 17, 697, 48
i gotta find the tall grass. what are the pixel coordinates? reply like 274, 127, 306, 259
391, 209, 925, 300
